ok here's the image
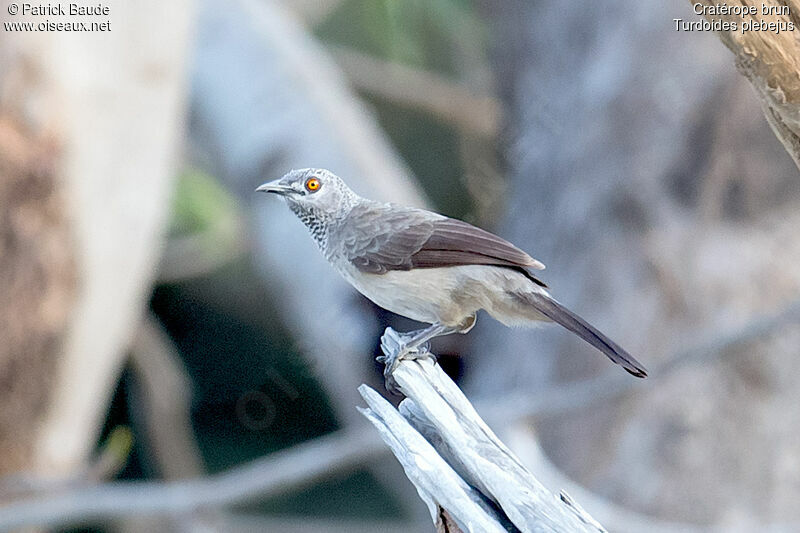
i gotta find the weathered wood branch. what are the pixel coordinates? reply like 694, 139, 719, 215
359, 330, 605, 532
359, 386, 509, 533
693, 0, 800, 169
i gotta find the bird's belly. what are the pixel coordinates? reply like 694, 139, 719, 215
342, 267, 469, 326
337, 264, 542, 327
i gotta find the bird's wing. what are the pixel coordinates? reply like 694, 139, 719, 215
340, 203, 546, 280
411, 217, 546, 271
338, 204, 435, 273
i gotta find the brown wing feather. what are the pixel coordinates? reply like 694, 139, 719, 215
418, 219, 545, 270
409, 218, 547, 286
342, 204, 546, 285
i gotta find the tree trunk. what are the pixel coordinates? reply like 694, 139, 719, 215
0, 116, 74, 475
1, 0, 193, 478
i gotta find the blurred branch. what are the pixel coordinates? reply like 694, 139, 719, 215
130, 314, 206, 479
225, 514, 410, 533
693, 0, 800, 170
330, 46, 501, 137
0, 429, 384, 531
484, 299, 800, 422
129, 315, 227, 533
3, 312, 216, 532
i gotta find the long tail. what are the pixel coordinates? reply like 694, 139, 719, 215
519, 292, 647, 378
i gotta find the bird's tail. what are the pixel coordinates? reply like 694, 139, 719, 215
517, 291, 647, 378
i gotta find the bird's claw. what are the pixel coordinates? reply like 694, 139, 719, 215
378, 327, 436, 395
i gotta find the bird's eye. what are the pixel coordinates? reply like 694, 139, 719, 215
305, 177, 321, 192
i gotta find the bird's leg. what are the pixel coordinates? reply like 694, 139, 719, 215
383, 323, 454, 362
378, 317, 475, 394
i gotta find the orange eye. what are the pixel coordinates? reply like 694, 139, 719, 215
305, 177, 321, 192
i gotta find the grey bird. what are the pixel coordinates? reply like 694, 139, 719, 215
256, 168, 647, 385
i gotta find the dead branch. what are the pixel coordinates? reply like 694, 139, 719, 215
361, 330, 605, 532
359, 386, 511, 533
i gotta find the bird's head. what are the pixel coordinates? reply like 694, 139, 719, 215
256, 168, 359, 238
256, 168, 358, 224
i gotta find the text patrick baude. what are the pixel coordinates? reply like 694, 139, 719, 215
20, 3, 109, 16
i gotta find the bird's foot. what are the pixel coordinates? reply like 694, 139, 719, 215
377, 327, 437, 395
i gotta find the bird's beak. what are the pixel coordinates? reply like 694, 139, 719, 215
255, 179, 295, 196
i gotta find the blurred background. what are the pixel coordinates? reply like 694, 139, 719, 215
1, 0, 800, 531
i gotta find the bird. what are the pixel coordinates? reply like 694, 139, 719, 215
256, 168, 647, 388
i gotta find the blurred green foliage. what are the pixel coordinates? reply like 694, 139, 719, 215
318, 0, 487, 76
169, 168, 238, 237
